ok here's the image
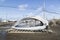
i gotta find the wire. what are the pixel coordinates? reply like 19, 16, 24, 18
0, 5, 36, 10
0, 5, 17, 8
0, 5, 60, 15
45, 10, 60, 15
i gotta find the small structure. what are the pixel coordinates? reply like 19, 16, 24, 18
12, 16, 48, 30
11, 16, 48, 32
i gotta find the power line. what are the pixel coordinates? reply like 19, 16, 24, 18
0, 5, 60, 16
0, 5, 17, 8
45, 10, 60, 15
0, 5, 36, 10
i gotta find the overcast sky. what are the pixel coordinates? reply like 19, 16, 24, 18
0, 0, 60, 20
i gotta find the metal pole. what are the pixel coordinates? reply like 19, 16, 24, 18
43, 0, 46, 19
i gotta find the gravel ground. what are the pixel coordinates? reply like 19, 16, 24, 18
6, 25, 60, 40
6, 32, 60, 40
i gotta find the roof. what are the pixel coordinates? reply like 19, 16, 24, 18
21, 16, 48, 25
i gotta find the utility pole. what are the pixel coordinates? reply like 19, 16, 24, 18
43, 0, 46, 19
